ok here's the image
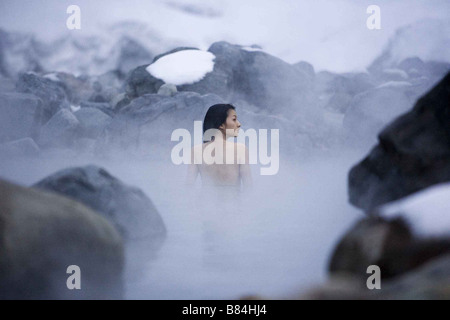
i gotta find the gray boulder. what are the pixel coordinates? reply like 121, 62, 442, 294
0, 178, 124, 299
0, 92, 43, 143
188, 41, 315, 115
348, 72, 450, 210
88, 85, 121, 104
398, 57, 428, 78
41, 72, 96, 106
124, 64, 165, 99
80, 101, 115, 117
33, 165, 167, 243
39, 109, 80, 148
16, 72, 70, 124
111, 92, 131, 111
293, 61, 315, 79
75, 107, 112, 138
93, 70, 122, 90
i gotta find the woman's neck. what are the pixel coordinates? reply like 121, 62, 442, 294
210, 132, 229, 143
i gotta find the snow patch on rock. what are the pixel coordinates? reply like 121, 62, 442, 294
379, 183, 450, 238
146, 50, 215, 85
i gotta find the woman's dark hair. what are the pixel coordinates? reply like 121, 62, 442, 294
203, 104, 235, 141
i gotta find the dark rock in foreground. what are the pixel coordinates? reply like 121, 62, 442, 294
0, 178, 124, 300
302, 254, 450, 300
33, 165, 167, 243
328, 217, 450, 281
348, 72, 450, 210
316, 181, 450, 300
253, 195, 450, 300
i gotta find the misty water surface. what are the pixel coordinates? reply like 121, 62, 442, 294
0, 147, 362, 299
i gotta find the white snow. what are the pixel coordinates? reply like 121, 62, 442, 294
146, 50, 215, 85
241, 46, 263, 52
43, 73, 60, 82
70, 105, 81, 113
379, 183, 450, 237
377, 81, 412, 89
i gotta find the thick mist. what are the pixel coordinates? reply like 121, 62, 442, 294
0, 146, 363, 299
1, 0, 449, 300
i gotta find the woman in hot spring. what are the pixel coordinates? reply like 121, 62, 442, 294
185, 104, 253, 266
186, 104, 252, 189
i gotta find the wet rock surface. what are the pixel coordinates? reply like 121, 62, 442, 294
0, 178, 124, 300
349, 73, 450, 211
33, 165, 167, 243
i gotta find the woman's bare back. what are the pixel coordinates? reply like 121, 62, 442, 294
189, 141, 251, 187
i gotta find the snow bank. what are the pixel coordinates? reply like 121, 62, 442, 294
379, 183, 450, 237
146, 50, 215, 85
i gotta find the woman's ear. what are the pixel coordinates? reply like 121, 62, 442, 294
219, 123, 225, 130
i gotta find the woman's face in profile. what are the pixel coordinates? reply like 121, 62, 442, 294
220, 109, 241, 138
